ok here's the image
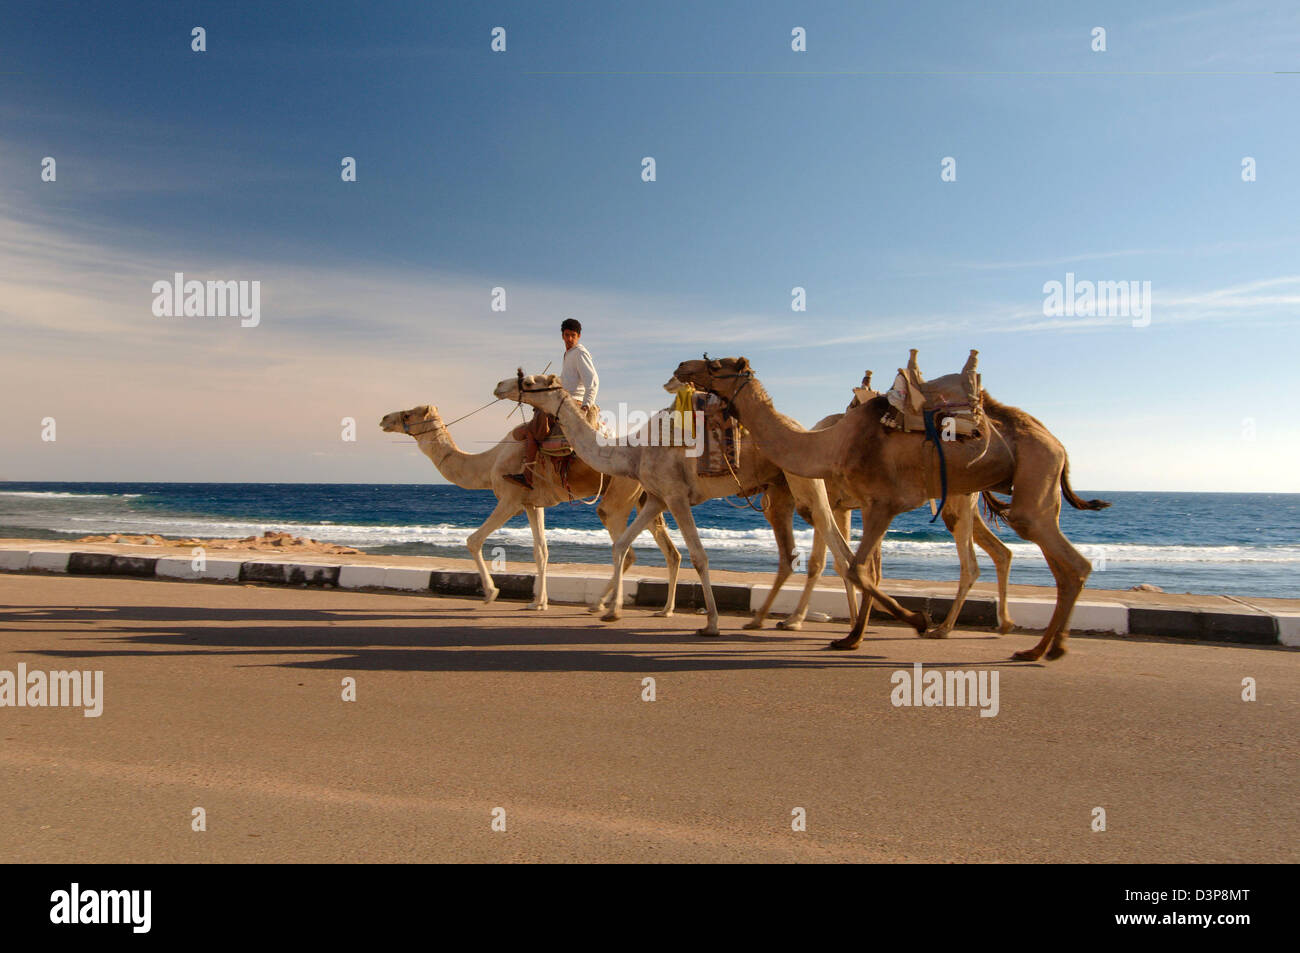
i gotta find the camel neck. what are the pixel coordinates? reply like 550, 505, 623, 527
548, 393, 639, 479
730, 378, 844, 479
415, 413, 492, 489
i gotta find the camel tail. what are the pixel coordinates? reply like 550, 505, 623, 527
980, 490, 1011, 528
1061, 459, 1111, 511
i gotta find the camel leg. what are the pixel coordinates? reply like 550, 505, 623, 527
648, 513, 682, 617
972, 506, 1015, 633
468, 495, 524, 605
603, 495, 667, 624
593, 497, 681, 616
832, 507, 927, 649
523, 505, 548, 610
667, 498, 720, 636
834, 507, 860, 622
778, 501, 848, 631
593, 487, 638, 614
1007, 491, 1091, 662
928, 496, 978, 638
776, 525, 821, 631
747, 486, 796, 630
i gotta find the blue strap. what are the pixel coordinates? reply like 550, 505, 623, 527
923, 410, 948, 523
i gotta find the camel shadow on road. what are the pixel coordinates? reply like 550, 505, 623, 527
1, 601, 1022, 675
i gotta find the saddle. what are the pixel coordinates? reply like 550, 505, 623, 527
537, 404, 602, 456
881, 349, 984, 438
528, 406, 600, 491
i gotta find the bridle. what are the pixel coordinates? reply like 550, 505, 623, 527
402, 414, 441, 436
515, 367, 563, 395
697, 352, 754, 417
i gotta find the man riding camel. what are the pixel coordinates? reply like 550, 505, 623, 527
505, 318, 599, 488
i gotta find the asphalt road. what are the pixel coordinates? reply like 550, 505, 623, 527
1, 573, 1295, 862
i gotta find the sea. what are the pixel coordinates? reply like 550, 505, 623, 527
1, 483, 1297, 599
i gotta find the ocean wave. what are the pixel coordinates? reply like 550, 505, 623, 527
0, 491, 142, 499
42, 514, 1300, 564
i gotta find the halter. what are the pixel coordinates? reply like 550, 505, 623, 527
698, 352, 754, 417
402, 414, 441, 436
515, 367, 563, 397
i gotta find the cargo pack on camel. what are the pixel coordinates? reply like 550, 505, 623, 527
670, 383, 743, 477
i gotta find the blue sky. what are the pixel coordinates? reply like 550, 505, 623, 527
2, 0, 1298, 489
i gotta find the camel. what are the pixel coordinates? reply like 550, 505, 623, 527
663, 376, 858, 632
672, 357, 1110, 662
491, 373, 883, 636
379, 405, 682, 614
768, 379, 1016, 638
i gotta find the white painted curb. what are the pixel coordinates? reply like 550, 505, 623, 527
1275, 613, 1300, 648
0, 550, 31, 571
156, 557, 244, 581
339, 565, 433, 591
26, 551, 72, 572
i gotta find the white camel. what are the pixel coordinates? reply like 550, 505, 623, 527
380, 404, 681, 613
492, 374, 874, 636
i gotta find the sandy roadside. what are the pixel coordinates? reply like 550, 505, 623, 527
2, 534, 1295, 615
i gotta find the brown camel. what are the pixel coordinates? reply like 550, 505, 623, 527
379, 405, 681, 614
788, 390, 1016, 638
672, 358, 1110, 661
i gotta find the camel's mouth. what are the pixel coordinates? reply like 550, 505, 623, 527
493, 381, 518, 401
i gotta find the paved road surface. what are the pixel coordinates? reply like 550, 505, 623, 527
1, 574, 1294, 862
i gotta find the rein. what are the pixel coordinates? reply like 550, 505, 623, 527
401, 398, 503, 436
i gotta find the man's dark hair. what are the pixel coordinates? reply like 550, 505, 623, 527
560, 318, 582, 334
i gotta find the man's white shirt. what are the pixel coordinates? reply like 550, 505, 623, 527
562, 343, 599, 408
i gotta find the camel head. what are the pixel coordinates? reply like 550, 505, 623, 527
672, 356, 752, 399
662, 376, 685, 393
493, 371, 565, 412
379, 405, 437, 434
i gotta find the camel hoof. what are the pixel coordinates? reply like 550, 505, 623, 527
828, 637, 860, 651
921, 627, 950, 639
483, 590, 500, 606
696, 628, 721, 637
601, 611, 622, 623
775, 618, 803, 631
1046, 643, 1068, 661
1011, 649, 1041, 662
524, 603, 547, 611
742, 618, 764, 630
910, 612, 930, 634
998, 620, 1015, 635
652, 608, 675, 618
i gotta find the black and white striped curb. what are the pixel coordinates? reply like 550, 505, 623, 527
1, 546, 1295, 647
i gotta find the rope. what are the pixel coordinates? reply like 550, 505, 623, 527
567, 471, 606, 506
442, 397, 504, 428
719, 440, 767, 512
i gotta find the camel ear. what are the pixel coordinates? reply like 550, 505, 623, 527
547, 374, 560, 385
737, 357, 750, 371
